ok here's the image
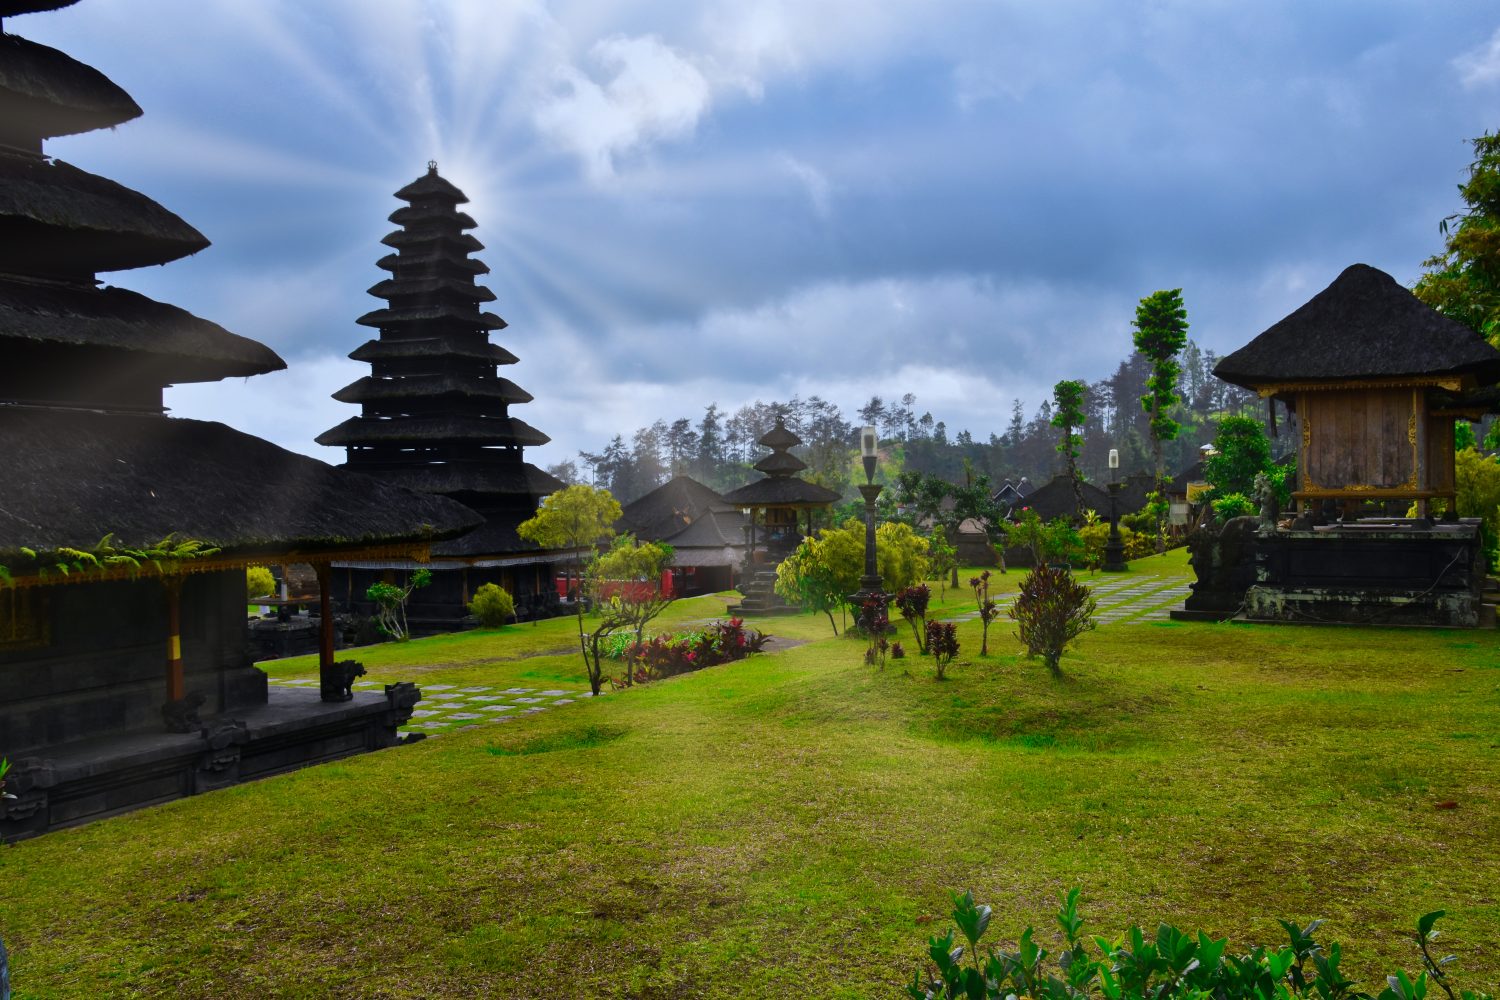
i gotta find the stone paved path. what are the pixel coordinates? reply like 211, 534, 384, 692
939, 575, 1191, 626
267, 678, 597, 738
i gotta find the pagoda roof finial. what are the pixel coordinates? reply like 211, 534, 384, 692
427, 160, 438, 174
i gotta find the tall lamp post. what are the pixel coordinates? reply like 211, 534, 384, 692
1104, 447, 1127, 572
851, 425, 884, 604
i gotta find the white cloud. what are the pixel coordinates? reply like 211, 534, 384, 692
534, 34, 713, 180
778, 154, 833, 217
1454, 27, 1500, 87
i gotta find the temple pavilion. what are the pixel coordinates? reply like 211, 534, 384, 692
318, 166, 566, 629
0, 0, 481, 840
1212, 263, 1500, 627
723, 417, 841, 614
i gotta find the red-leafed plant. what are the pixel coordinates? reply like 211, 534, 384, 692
925, 620, 959, 680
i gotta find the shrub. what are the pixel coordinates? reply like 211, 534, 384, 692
467, 582, 515, 628
1009, 564, 1096, 676
246, 565, 275, 600
925, 621, 958, 680
895, 584, 931, 653
891, 641, 906, 659
908, 888, 1493, 1000
856, 592, 892, 669
1212, 492, 1256, 522
605, 618, 768, 686
968, 572, 1000, 655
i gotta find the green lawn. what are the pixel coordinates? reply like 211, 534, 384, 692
3, 552, 1497, 998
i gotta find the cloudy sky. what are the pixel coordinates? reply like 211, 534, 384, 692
20, 1, 1500, 467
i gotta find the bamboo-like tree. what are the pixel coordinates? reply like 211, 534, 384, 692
1132, 289, 1189, 551
1051, 379, 1086, 519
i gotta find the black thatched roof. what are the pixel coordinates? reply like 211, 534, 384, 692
0, 408, 481, 556
363, 462, 564, 498
430, 517, 530, 558
0, 34, 140, 139
753, 450, 807, 476
395, 167, 468, 203
376, 252, 488, 277
332, 374, 533, 405
1113, 472, 1156, 516
659, 507, 746, 566
349, 337, 519, 365
1215, 264, 1500, 390
722, 476, 841, 507
620, 476, 734, 541
381, 229, 482, 254
356, 304, 505, 330
317, 415, 549, 448
759, 419, 801, 450
367, 276, 496, 302
388, 205, 477, 230
0, 154, 209, 273
1, 2, 81, 15
1167, 461, 1204, 496
0, 277, 284, 381
1013, 475, 1109, 522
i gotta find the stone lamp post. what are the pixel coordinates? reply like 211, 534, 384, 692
1104, 447, 1128, 572
851, 425, 885, 604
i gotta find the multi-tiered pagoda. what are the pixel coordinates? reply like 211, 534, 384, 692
0, 1, 479, 841
319, 165, 565, 628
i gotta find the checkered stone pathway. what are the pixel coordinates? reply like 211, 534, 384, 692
264, 680, 597, 737
937, 575, 1191, 627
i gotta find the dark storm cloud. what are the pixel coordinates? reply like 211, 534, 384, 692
18, 1, 1500, 462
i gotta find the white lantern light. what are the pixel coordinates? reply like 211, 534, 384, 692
1108, 448, 1119, 470
861, 426, 878, 458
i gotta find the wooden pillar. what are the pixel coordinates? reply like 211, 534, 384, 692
315, 563, 335, 672
1413, 389, 1429, 519
164, 577, 184, 701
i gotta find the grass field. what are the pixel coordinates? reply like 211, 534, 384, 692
2, 552, 1497, 998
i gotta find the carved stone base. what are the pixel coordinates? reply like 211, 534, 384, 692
1, 685, 421, 844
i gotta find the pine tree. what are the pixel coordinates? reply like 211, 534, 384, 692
1133, 289, 1190, 551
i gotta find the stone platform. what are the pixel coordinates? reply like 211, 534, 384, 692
1244, 520, 1487, 628
0, 685, 419, 843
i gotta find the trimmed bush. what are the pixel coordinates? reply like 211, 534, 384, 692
246, 565, 275, 600
468, 583, 516, 628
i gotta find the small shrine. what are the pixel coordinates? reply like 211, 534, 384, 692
723, 418, 840, 614
0, 1, 480, 841
1209, 263, 1500, 627
318, 165, 567, 629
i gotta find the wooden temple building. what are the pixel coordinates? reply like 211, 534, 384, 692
1211, 263, 1500, 627
618, 476, 747, 596
723, 418, 840, 614
317, 165, 566, 629
0, 1, 481, 841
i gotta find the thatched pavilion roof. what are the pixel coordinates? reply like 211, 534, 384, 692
1013, 475, 1109, 522
0, 409, 481, 558
0, 34, 139, 139
1215, 264, 1500, 391
0, 277, 284, 381
722, 477, 841, 507
0, 154, 209, 273
620, 476, 736, 542
375, 251, 488, 277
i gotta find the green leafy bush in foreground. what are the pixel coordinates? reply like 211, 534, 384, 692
909, 889, 1492, 1000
